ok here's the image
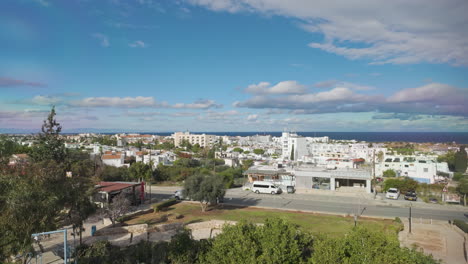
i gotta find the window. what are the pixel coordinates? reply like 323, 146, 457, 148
423, 168, 428, 172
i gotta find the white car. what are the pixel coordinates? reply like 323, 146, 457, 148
251, 181, 282, 194
174, 190, 185, 200
386, 188, 400, 200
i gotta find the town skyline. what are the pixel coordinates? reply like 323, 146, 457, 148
1, 0, 468, 132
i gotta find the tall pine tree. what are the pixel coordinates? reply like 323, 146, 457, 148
30, 106, 67, 163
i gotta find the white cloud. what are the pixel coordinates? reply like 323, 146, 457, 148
235, 82, 468, 116
91, 33, 110, 47
34, 0, 50, 7
245, 80, 307, 94
172, 99, 222, 109
129, 40, 147, 48
247, 114, 258, 121
69, 97, 222, 109
71, 96, 155, 108
188, 0, 468, 66
31, 95, 62, 105
387, 83, 467, 105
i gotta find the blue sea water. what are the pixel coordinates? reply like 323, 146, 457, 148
136, 132, 468, 144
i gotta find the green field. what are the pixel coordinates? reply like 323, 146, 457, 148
127, 202, 402, 237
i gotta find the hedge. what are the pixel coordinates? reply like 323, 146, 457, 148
453, 219, 468, 233
153, 198, 178, 213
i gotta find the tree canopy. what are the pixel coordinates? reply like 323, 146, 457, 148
183, 174, 226, 212
30, 106, 67, 163
455, 146, 468, 173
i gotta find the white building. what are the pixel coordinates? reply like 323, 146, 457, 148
102, 152, 125, 167
245, 164, 372, 193
281, 132, 308, 161
375, 156, 450, 183
173, 132, 216, 148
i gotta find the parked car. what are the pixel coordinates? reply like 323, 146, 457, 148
252, 181, 282, 194
386, 188, 400, 200
174, 190, 185, 200
404, 191, 417, 201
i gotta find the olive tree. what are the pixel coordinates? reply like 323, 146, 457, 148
183, 174, 225, 212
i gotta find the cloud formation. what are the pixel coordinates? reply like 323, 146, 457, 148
235, 81, 468, 117
0, 77, 46, 88
69, 96, 222, 109
92, 33, 110, 47
129, 40, 147, 48
187, 0, 468, 66
245, 80, 307, 94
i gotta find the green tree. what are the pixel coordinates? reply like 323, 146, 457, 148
253, 149, 265, 155
0, 166, 63, 263
30, 106, 67, 163
455, 146, 468, 173
241, 159, 254, 171
437, 151, 456, 171
183, 174, 225, 212
128, 161, 153, 182
232, 147, 243, 153
310, 226, 438, 264
457, 177, 468, 206
200, 218, 313, 264
383, 169, 397, 177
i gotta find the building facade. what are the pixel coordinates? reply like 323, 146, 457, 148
173, 132, 216, 148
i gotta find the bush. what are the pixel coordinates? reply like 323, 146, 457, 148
153, 198, 178, 213
383, 169, 397, 178
394, 217, 404, 231
453, 172, 466, 181
453, 220, 468, 233
383, 177, 419, 193
116, 215, 131, 224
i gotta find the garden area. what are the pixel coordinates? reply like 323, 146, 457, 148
124, 202, 402, 237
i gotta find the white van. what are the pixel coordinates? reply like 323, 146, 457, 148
252, 181, 281, 194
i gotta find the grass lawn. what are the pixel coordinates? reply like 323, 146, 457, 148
126, 202, 402, 237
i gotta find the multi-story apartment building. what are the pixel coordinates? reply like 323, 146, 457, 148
281, 132, 308, 160
172, 131, 216, 148
375, 156, 451, 183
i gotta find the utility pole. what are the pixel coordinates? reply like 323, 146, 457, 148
372, 149, 376, 199
409, 203, 412, 234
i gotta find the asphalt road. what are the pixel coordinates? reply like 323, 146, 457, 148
150, 188, 468, 222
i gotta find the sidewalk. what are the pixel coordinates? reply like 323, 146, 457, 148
398, 218, 467, 264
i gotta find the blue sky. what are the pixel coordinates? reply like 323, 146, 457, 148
1, 0, 467, 132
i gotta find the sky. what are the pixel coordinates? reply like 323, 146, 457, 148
1, 0, 468, 132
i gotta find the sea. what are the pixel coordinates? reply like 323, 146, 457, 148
135, 132, 468, 144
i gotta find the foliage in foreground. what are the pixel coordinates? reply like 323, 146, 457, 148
77, 218, 439, 264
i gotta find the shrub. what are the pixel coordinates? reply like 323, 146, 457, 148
394, 217, 404, 231
453, 172, 466, 181
116, 215, 131, 223
453, 220, 468, 233
383, 169, 397, 178
153, 198, 178, 213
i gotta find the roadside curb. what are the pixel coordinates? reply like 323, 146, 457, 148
180, 201, 395, 221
